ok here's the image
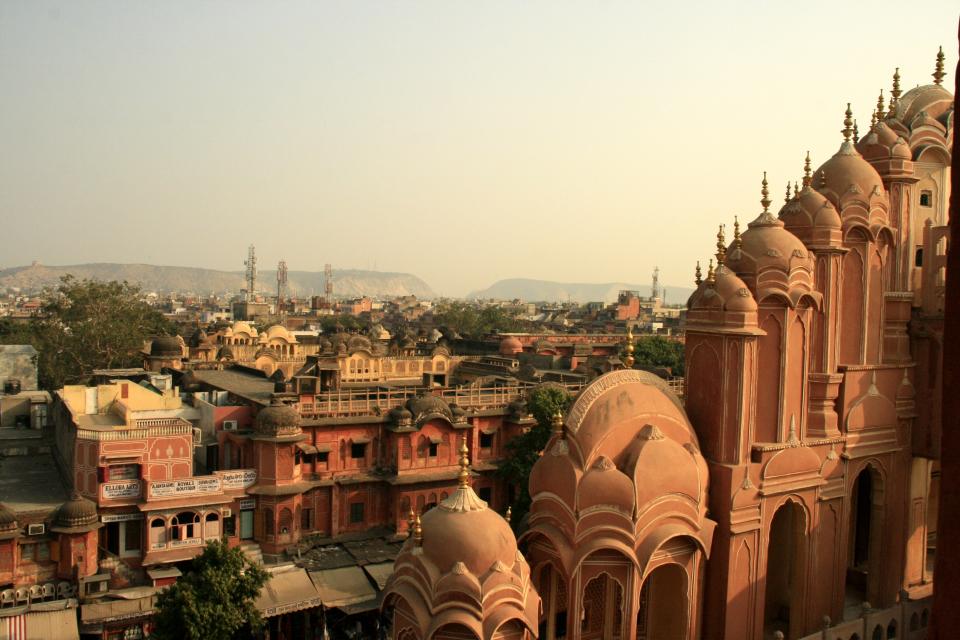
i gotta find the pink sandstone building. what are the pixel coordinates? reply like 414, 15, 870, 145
383, 52, 952, 640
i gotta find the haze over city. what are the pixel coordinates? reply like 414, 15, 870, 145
0, 1, 956, 297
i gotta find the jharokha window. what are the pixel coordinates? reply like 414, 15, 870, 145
170, 512, 200, 541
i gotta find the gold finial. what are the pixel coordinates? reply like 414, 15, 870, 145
733, 216, 742, 249
760, 172, 771, 212
706, 258, 716, 284
785, 182, 792, 204
624, 325, 635, 368
407, 507, 416, 537
875, 91, 885, 122
891, 67, 901, 106
842, 103, 854, 140
413, 512, 422, 546
933, 46, 945, 85
551, 410, 564, 436
870, 110, 877, 128
505, 506, 512, 523
793, 181, 800, 199
853, 119, 859, 144
802, 152, 812, 187
457, 435, 470, 488
694, 260, 702, 285
715, 224, 726, 265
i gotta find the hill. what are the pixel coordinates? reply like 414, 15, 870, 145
467, 278, 694, 305
0, 263, 436, 299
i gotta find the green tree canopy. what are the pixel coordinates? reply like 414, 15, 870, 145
432, 302, 526, 337
0, 276, 175, 389
631, 335, 685, 376
151, 540, 269, 640
496, 383, 572, 529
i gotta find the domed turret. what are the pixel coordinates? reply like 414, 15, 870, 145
51, 492, 101, 533
254, 398, 301, 438
381, 438, 540, 640
499, 335, 523, 356
150, 335, 183, 357
780, 153, 843, 247
406, 394, 454, 426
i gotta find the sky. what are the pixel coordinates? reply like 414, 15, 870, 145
0, 2, 956, 297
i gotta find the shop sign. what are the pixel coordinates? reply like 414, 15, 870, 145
107, 464, 139, 481
149, 476, 221, 499
169, 537, 202, 548
150, 542, 167, 551
217, 469, 257, 490
239, 499, 256, 510
101, 513, 142, 523
102, 481, 142, 500
262, 597, 322, 617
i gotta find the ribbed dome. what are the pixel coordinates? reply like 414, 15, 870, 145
254, 399, 301, 436
406, 394, 453, 424
814, 140, 886, 214
150, 335, 183, 357
780, 181, 843, 247
55, 492, 99, 530
725, 212, 812, 283
499, 335, 523, 356
688, 265, 757, 314
0, 502, 18, 533
897, 83, 953, 126
389, 405, 413, 427
858, 121, 912, 162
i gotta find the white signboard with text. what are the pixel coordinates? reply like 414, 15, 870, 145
149, 476, 221, 499
101, 480, 142, 501
216, 469, 257, 490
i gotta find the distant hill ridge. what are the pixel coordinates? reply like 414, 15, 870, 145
0, 263, 436, 299
468, 278, 694, 305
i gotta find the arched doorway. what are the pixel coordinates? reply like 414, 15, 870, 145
764, 500, 807, 639
537, 564, 568, 640
580, 572, 623, 639
847, 466, 883, 609
637, 563, 688, 640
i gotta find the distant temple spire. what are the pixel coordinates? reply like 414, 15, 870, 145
695, 260, 702, 285
933, 46, 945, 85
803, 152, 812, 187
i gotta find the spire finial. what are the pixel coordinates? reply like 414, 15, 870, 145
853, 119, 859, 144
760, 172, 771, 212
891, 67, 901, 107
694, 260, 702, 285
715, 224, 727, 265
413, 512, 422, 546
870, 110, 877, 128
785, 182, 792, 204
802, 151, 812, 187
406, 508, 416, 537
624, 326, 635, 368
706, 258, 716, 284
842, 103, 854, 140
875, 91, 885, 122
457, 435, 471, 488
933, 46, 945, 85
794, 181, 800, 199
733, 216, 742, 249
505, 506, 512, 523
551, 410, 564, 437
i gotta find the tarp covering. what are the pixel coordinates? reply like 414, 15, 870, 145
362, 562, 395, 591
0, 608, 79, 640
80, 595, 156, 625
308, 566, 376, 608
256, 569, 322, 619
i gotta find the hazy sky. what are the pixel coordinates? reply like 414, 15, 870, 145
0, 2, 956, 296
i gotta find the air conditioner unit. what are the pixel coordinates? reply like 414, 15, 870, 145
222, 420, 238, 432
27, 523, 45, 536
221, 508, 232, 518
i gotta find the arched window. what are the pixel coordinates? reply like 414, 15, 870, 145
150, 518, 167, 545
204, 513, 220, 539
170, 512, 200, 540
279, 508, 293, 534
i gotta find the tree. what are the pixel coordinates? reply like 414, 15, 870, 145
631, 335, 685, 376
0, 276, 174, 389
433, 302, 526, 337
496, 383, 573, 529
151, 540, 269, 640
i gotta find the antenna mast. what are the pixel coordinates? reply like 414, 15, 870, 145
244, 245, 257, 302
276, 260, 288, 316
324, 263, 334, 299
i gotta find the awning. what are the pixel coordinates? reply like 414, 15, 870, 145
80, 595, 156, 627
362, 562, 395, 591
350, 437, 371, 444
308, 566, 376, 609
428, 436, 443, 444
315, 443, 333, 453
256, 569, 322, 619
296, 443, 318, 455
0, 608, 80, 640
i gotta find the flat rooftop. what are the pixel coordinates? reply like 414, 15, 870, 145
0, 452, 68, 516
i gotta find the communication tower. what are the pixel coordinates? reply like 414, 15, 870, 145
651, 266, 662, 300
244, 245, 257, 302
276, 260, 288, 315
324, 263, 334, 298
